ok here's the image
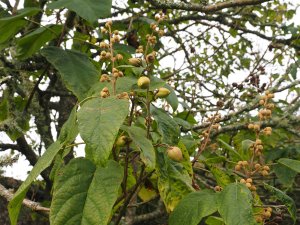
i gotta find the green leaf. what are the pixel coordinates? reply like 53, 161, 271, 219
50, 158, 123, 225
278, 158, 300, 173
218, 183, 255, 225
0, 8, 40, 44
164, 84, 178, 111
150, 106, 180, 145
121, 125, 156, 170
156, 148, 194, 212
8, 108, 78, 225
41, 46, 99, 100
263, 183, 296, 223
77, 97, 129, 165
169, 190, 218, 225
16, 24, 62, 59
47, 0, 112, 24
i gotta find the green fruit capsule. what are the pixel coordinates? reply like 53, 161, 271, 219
167, 146, 183, 162
155, 87, 170, 98
137, 76, 150, 89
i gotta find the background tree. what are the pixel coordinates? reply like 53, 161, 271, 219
0, 0, 300, 224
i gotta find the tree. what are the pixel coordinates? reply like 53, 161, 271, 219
0, 0, 300, 224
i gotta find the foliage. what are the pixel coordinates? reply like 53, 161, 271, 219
0, 0, 300, 225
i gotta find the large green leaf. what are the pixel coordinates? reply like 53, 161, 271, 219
278, 158, 300, 173
121, 125, 156, 170
16, 24, 62, 59
0, 7, 40, 44
150, 106, 180, 145
263, 183, 296, 223
77, 97, 129, 165
47, 0, 112, 24
8, 108, 78, 225
41, 46, 99, 100
218, 183, 255, 225
169, 190, 218, 225
50, 158, 123, 225
156, 148, 194, 212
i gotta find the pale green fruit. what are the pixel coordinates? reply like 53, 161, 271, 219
155, 87, 170, 98
137, 76, 150, 89
167, 146, 183, 162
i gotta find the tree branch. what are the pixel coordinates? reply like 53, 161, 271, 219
147, 0, 271, 12
0, 183, 49, 214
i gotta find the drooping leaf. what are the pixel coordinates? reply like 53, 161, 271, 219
16, 24, 62, 59
41, 46, 99, 100
0, 7, 40, 44
77, 97, 129, 165
156, 148, 194, 212
47, 0, 112, 24
218, 183, 255, 225
278, 158, 300, 173
151, 106, 180, 145
121, 125, 156, 170
263, 183, 296, 223
8, 108, 78, 225
50, 158, 123, 225
169, 190, 218, 225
